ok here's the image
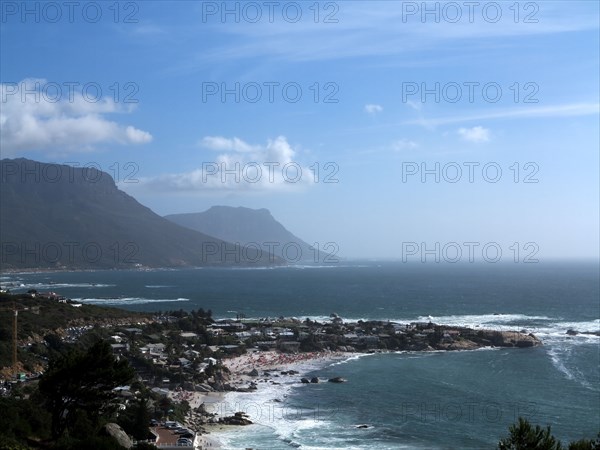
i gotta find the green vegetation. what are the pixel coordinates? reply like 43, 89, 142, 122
1, 340, 135, 449
498, 418, 600, 450
40, 340, 135, 439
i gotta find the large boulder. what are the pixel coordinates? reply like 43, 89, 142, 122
328, 377, 347, 383
447, 340, 480, 351
102, 423, 133, 449
218, 412, 253, 426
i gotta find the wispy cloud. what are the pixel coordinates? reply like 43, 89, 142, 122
405, 103, 600, 127
175, 2, 599, 66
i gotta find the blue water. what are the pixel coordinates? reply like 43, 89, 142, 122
2, 261, 599, 448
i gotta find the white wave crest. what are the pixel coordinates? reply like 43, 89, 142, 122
74, 297, 189, 305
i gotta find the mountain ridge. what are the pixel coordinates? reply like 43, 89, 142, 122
0, 158, 280, 270
165, 206, 329, 263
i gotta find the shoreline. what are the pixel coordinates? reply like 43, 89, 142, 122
171, 350, 360, 449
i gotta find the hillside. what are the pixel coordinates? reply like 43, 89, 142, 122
165, 206, 327, 263
0, 159, 281, 270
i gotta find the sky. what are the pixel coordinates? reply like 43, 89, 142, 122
1, 1, 599, 261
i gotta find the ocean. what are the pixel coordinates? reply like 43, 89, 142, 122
2, 261, 599, 449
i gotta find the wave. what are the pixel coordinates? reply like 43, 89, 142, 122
73, 297, 189, 305
546, 345, 599, 392
415, 313, 553, 327
8, 282, 115, 289
328, 353, 377, 367
215, 353, 365, 449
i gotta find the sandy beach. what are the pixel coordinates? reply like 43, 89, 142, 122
223, 349, 350, 376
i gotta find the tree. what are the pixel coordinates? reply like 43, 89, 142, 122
118, 395, 151, 440
568, 436, 600, 450
39, 340, 135, 439
498, 417, 563, 450
499, 418, 600, 450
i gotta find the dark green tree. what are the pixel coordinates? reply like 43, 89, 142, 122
568, 435, 600, 450
39, 340, 135, 439
498, 417, 563, 450
118, 396, 152, 440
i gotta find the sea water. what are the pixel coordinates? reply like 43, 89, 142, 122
3, 261, 599, 448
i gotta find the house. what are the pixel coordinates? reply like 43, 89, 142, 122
123, 327, 143, 334
180, 332, 198, 339
212, 322, 245, 332
277, 330, 296, 340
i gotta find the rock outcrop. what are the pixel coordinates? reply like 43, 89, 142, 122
218, 412, 253, 426
102, 423, 133, 449
328, 377, 347, 383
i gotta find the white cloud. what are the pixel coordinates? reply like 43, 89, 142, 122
457, 126, 491, 143
391, 139, 418, 151
365, 104, 383, 114
135, 136, 312, 194
200, 136, 258, 153
0, 78, 152, 155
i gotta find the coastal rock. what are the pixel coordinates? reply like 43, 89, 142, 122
300, 378, 310, 384
248, 368, 259, 377
474, 330, 542, 348
328, 377, 346, 383
310, 377, 319, 384
218, 412, 253, 426
582, 331, 600, 337
566, 329, 578, 336
446, 340, 480, 351
102, 423, 133, 449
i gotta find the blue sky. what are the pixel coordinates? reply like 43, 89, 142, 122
1, 1, 599, 260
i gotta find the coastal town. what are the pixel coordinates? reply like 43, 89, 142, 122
0, 288, 543, 449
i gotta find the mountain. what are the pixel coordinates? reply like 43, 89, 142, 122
0, 159, 280, 270
165, 206, 329, 263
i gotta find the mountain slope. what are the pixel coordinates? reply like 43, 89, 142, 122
0, 159, 279, 269
165, 206, 328, 263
